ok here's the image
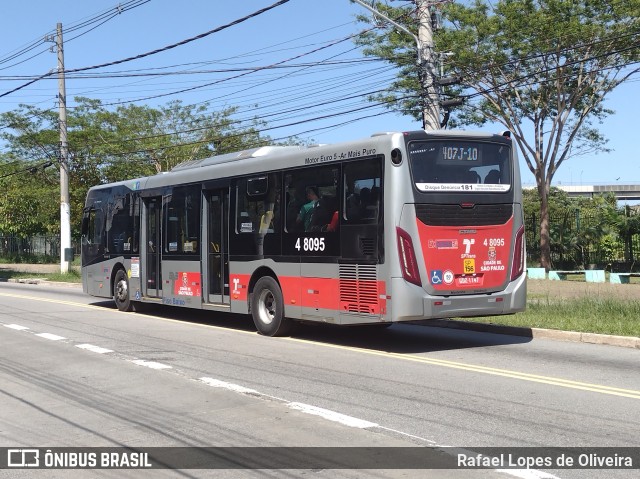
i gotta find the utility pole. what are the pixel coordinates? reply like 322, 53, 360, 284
55, 23, 71, 273
415, 0, 439, 130
351, 0, 440, 130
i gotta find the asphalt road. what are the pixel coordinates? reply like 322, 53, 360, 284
0, 282, 638, 478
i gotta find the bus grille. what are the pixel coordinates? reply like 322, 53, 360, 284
416, 204, 513, 226
339, 264, 378, 314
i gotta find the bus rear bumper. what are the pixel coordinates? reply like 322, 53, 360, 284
390, 273, 527, 322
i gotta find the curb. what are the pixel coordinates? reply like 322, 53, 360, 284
7, 278, 82, 288
422, 319, 640, 349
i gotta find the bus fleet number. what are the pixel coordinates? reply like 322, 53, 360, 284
483, 238, 505, 247
295, 237, 325, 252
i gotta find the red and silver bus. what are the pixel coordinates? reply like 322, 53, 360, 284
81, 130, 526, 336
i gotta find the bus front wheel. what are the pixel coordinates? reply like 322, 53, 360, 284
113, 269, 133, 312
251, 276, 292, 337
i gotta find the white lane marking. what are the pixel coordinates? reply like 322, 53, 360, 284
76, 344, 113, 354
130, 359, 172, 370
198, 377, 378, 430
497, 469, 560, 479
4, 324, 29, 331
35, 333, 66, 341
196, 378, 556, 479
199, 377, 260, 395
287, 402, 378, 429
376, 425, 438, 445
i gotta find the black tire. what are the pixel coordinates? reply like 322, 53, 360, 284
113, 269, 133, 312
251, 276, 292, 336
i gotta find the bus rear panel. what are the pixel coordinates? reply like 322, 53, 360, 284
390, 131, 526, 322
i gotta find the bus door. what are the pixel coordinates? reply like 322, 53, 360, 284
206, 189, 229, 304
144, 197, 162, 298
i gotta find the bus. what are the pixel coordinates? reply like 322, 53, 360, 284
81, 129, 526, 336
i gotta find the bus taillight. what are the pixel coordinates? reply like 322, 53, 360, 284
396, 227, 422, 287
510, 225, 525, 281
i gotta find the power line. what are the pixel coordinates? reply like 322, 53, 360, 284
0, 159, 54, 180
85, 22, 382, 108
0, 0, 150, 72
0, 0, 292, 99
0, 58, 385, 81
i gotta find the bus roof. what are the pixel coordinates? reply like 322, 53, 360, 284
86, 129, 510, 194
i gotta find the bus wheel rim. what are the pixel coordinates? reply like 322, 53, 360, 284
116, 279, 128, 302
257, 289, 275, 325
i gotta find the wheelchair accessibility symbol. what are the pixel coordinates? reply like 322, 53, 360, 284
430, 270, 443, 284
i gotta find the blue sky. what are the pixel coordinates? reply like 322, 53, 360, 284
0, 0, 638, 187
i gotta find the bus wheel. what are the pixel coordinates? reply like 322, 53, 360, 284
251, 276, 292, 336
113, 269, 133, 312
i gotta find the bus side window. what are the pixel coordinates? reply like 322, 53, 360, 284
163, 185, 201, 254
236, 174, 281, 235
85, 208, 104, 247
343, 158, 382, 224
82, 209, 93, 244
88, 210, 96, 244
285, 166, 338, 233
108, 195, 134, 254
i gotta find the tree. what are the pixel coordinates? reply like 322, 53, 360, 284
0, 98, 276, 237
356, 0, 640, 269
0, 156, 58, 238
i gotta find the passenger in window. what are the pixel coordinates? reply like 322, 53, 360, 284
359, 187, 374, 219
461, 169, 481, 183
297, 186, 319, 231
346, 190, 361, 220
326, 210, 339, 232
286, 188, 305, 232
364, 186, 380, 220
485, 169, 501, 184
310, 195, 337, 232
370, 186, 380, 203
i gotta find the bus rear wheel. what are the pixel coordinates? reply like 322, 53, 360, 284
113, 269, 133, 312
251, 276, 292, 337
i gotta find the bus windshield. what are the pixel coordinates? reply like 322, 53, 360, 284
408, 140, 512, 193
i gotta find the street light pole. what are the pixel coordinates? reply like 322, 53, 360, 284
351, 0, 440, 130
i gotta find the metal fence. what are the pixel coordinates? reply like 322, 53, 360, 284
525, 210, 640, 271
0, 236, 80, 260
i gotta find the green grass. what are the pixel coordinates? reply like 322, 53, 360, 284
465, 297, 640, 337
43, 270, 82, 282
0, 270, 81, 283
